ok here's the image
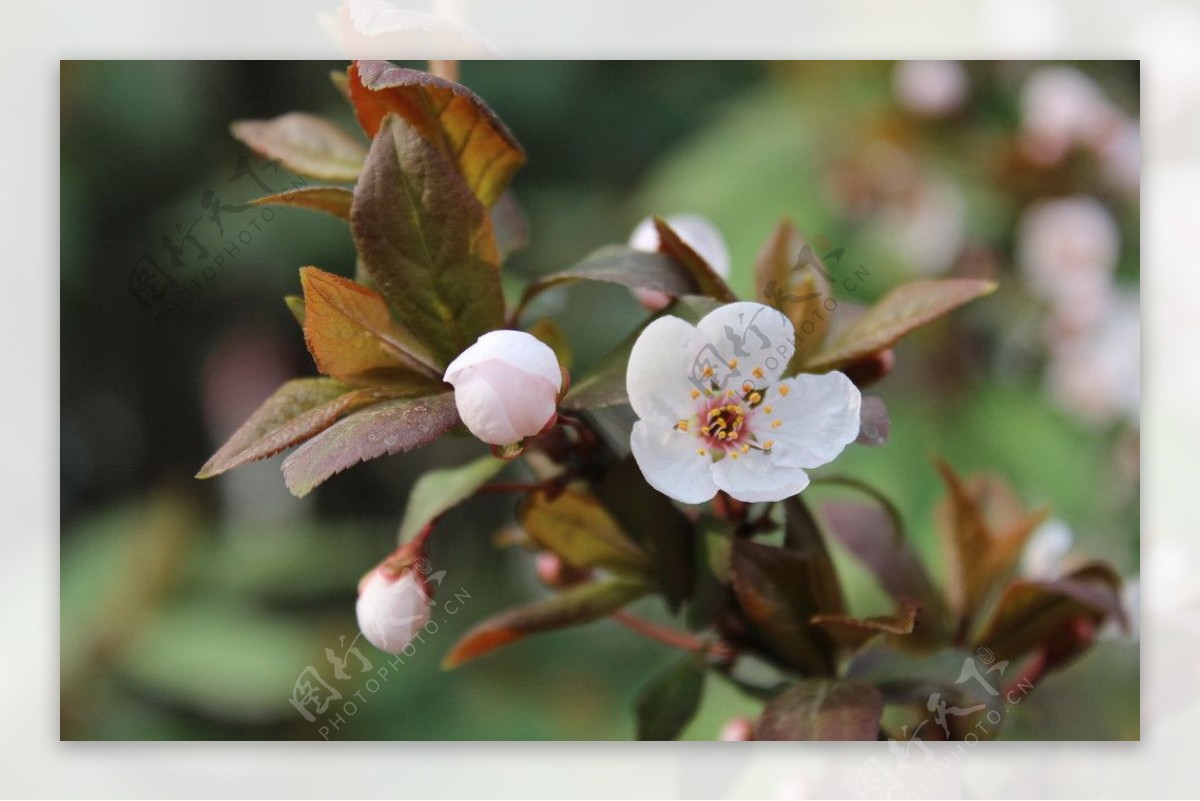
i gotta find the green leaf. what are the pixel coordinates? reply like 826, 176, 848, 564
516, 245, 699, 323
229, 112, 366, 182
598, 456, 695, 610
754, 679, 884, 740
249, 186, 354, 220
729, 540, 835, 675
283, 294, 305, 327
281, 392, 460, 497
652, 216, 738, 303
519, 487, 651, 574
299, 266, 442, 382
443, 577, 649, 668
351, 114, 504, 365
348, 61, 526, 207
970, 562, 1125, 663
801, 279, 997, 372
197, 378, 398, 479
818, 501, 951, 648
635, 653, 707, 740
396, 455, 507, 543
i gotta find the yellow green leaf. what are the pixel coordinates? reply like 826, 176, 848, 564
519, 487, 651, 574
230, 112, 366, 182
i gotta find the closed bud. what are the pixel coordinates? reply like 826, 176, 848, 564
356, 556, 434, 654
444, 330, 563, 446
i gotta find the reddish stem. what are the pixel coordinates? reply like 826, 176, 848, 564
612, 610, 731, 660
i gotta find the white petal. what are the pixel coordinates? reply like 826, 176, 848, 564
711, 451, 810, 503
626, 315, 707, 421
451, 369, 522, 445
628, 216, 661, 252
766, 372, 862, 469
444, 330, 561, 390
663, 214, 732, 278
696, 302, 796, 385
357, 570, 432, 654
630, 418, 718, 504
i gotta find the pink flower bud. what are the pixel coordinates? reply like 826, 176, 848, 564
720, 716, 755, 741
443, 330, 563, 446
356, 565, 433, 653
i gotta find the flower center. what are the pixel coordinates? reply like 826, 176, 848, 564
676, 374, 786, 460
703, 403, 745, 444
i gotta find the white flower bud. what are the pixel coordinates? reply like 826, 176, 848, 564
356, 565, 433, 654
443, 330, 563, 446
628, 214, 731, 311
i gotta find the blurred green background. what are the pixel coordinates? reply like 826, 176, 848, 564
61, 60, 1139, 740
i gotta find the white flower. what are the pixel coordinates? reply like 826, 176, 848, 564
356, 566, 433, 653
444, 330, 562, 446
893, 60, 969, 117
1018, 66, 1118, 165
628, 214, 731, 311
626, 301, 861, 504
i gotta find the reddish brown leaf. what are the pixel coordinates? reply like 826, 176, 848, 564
802, 279, 996, 372
196, 378, 395, 479
299, 266, 441, 383
281, 392, 460, 497
653, 216, 737, 303
811, 601, 918, 652
443, 578, 648, 668
348, 60, 525, 207
230, 112, 366, 182
754, 679, 884, 741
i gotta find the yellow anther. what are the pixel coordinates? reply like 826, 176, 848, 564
748, 392, 762, 405
702, 365, 714, 378
752, 367, 764, 379
778, 384, 790, 396
675, 419, 689, 432
690, 389, 701, 400
742, 381, 754, 392
763, 405, 773, 414
729, 358, 738, 368
730, 452, 740, 460
740, 444, 750, 454
763, 439, 774, 450
771, 419, 783, 428
697, 448, 707, 456
717, 431, 727, 440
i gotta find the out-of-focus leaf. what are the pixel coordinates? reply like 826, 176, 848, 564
330, 68, 352, 103
653, 216, 737, 302
854, 395, 890, 446
348, 60, 526, 207
635, 653, 707, 740
562, 295, 718, 412
443, 577, 649, 668
396, 455, 506, 543
282, 392, 460, 497
491, 190, 529, 262
519, 487, 651, 574
229, 112, 366, 182
754, 679, 883, 741
730, 540, 834, 675
249, 186, 354, 220
300, 266, 442, 383
517, 245, 698, 319
351, 115, 504, 365
527, 317, 572, 371
971, 562, 1125, 663
811, 601, 917, 652
686, 519, 734, 631
935, 460, 1049, 625
755, 219, 832, 367
818, 501, 951, 648
197, 378, 399, 478
801, 279, 997, 372
598, 457, 695, 610
284, 294, 306, 327
782, 496, 845, 615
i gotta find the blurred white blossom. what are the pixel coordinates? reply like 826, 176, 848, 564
628, 214, 731, 311
893, 60, 969, 117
